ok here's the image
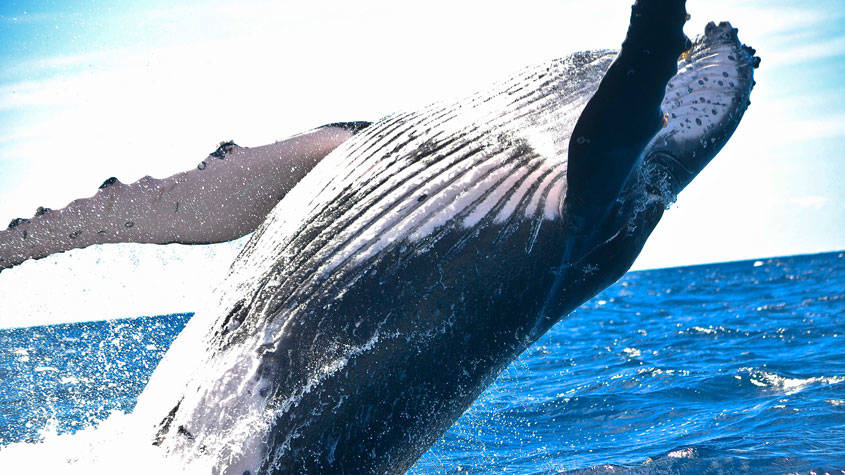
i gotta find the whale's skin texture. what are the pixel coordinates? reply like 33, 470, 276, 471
136, 6, 757, 474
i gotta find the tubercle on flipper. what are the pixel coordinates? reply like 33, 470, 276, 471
7, 206, 52, 239
7, 217, 29, 229
197, 140, 240, 170
701, 21, 761, 70
99, 176, 121, 190
744, 44, 762, 69
210, 140, 239, 159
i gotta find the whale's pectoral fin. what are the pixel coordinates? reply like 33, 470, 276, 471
565, 0, 690, 223
0, 122, 370, 272
642, 21, 759, 201
588, 22, 758, 277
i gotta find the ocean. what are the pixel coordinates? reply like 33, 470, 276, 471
1, 250, 843, 473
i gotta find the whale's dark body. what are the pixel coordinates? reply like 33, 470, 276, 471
136, 2, 757, 472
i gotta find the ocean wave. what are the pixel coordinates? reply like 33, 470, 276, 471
3, 252, 844, 472
741, 368, 845, 395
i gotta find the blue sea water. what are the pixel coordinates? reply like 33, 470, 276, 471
0, 251, 843, 473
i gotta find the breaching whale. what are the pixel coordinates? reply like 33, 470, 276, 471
0, 0, 758, 472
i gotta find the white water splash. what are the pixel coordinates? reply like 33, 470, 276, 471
0, 237, 247, 329
0, 412, 185, 474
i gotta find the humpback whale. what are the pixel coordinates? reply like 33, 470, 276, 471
0, 0, 758, 472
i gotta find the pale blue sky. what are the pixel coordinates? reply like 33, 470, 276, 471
0, 0, 843, 273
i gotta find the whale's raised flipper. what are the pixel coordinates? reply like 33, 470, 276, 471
557, 19, 760, 302
566, 0, 690, 231
536, 0, 693, 324
0, 123, 369, 272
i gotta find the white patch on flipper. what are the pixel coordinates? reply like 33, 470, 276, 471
663, 57, 737, 141
657, 25, 754, 147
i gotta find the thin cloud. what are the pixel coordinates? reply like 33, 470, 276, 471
766, 35, 845, 68
790, 196, 830, 210
0, 50, 117, 82
746, 113, 845, 145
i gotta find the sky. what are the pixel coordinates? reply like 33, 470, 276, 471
0, 0, 843, 325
